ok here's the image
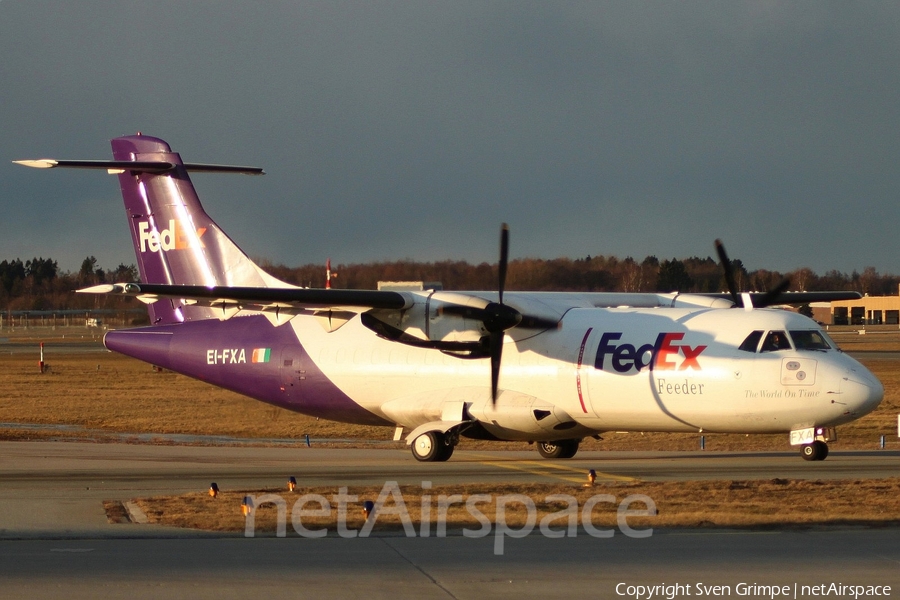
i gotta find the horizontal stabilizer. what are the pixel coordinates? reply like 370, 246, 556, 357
13, 159, 264, 175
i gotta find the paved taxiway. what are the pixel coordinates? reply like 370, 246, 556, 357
2, 531, 898, 599
0, 441, 898, 598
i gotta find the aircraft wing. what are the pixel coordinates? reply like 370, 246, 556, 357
77, 283, 412, 315
78, 284, 862, 314
699, 291, 862, 307
76, 284, 730, 316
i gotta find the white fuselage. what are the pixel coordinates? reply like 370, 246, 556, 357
288, 303, 883, 441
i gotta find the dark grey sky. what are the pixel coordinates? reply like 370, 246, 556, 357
2, 1, 899, 277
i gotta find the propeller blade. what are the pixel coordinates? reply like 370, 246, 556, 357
714, 239, 741, 307
490, 331, 503, 404
439, 302, 518, 332
517, 314, 562, 330
498, 223, 509, 305
754, 277, 792, 308
440, 303, 558, 331
715, 239, 793, 309
439, 304, 489, 321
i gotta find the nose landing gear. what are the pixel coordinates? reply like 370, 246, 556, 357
800, 440, 829, 461
792, 426, 835, 461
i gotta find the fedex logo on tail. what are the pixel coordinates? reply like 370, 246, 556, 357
138, 220, 207, 253
594, 332, 707, 373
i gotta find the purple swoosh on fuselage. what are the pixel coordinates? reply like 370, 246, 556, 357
103, 315, 390, 426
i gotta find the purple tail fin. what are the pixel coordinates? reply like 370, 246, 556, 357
111, 135, 287, 324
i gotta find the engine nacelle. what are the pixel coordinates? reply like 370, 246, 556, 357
467, 392, 594, 441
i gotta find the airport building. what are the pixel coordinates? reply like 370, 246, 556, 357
827, 287, 900, 326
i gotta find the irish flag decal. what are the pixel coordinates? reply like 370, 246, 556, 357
251, 348, 271, 363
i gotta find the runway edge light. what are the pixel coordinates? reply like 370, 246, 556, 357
209, 482, 219, 498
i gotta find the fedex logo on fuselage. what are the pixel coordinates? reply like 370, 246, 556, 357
138, 220, 207, 253
594, 332, 707, 373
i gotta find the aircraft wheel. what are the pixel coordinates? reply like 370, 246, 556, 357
537, 439, 579, 459
813, 440, 829, 461
437, 441, 455, 461
801, 441, 828, 461
801, 444, 817, 461
412, 431, 454, 462
559, 439, 580, 459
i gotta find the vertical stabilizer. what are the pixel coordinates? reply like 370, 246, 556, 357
111, 135, 290, 324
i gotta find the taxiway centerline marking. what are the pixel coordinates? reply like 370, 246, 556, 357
517, 459, 637, 482
476, 460, 585, 483
468, 454, 636, 483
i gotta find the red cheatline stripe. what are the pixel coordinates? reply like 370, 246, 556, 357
576, 328, 593, 413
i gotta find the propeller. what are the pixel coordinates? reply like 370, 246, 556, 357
714, 239, 791, 308
754, 277, 792, 308
440, 224, 558, 404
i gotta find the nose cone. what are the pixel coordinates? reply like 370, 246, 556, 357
842, 366, 884, 418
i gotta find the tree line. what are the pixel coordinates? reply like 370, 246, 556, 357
262, 255, 900, 297
2, 253, 897, 312
0, 256, 137, 311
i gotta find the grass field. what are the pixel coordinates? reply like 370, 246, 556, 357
127, 478, 900, 533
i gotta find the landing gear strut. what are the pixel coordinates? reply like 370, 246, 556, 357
536, 439, 580, 459
411, 430, 456, 462
800, 440, 829, 461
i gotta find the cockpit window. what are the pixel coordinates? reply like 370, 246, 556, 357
760, 330, 791, 352
739, 330, 764, 353
789, 330, 832, 351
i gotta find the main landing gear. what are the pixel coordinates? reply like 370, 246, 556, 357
411, 430, 457, 462
410, 432, 584, 461
536, 439, 580, 459
800, 440, 829, 461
